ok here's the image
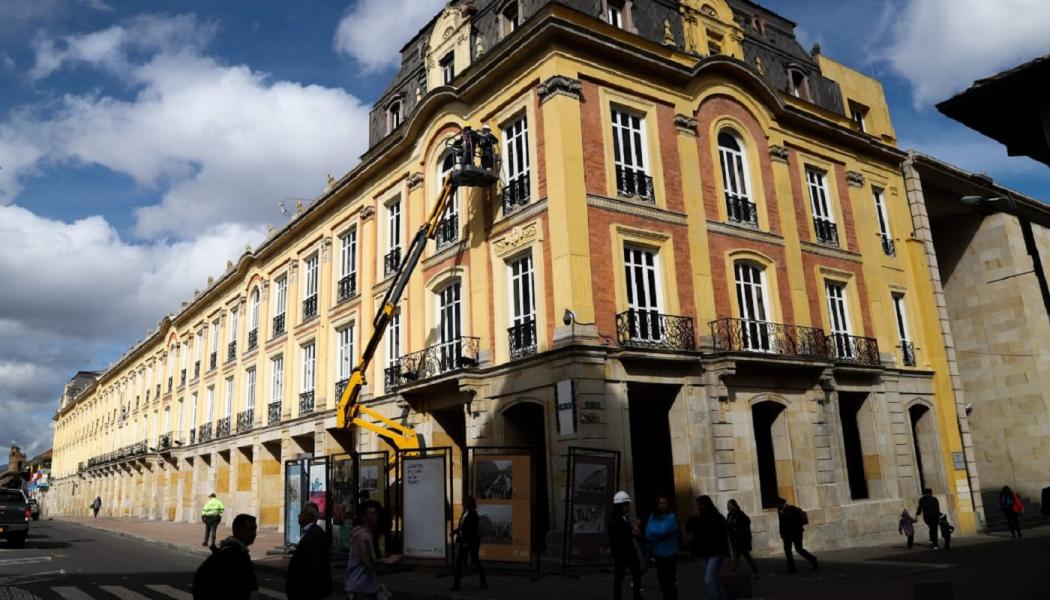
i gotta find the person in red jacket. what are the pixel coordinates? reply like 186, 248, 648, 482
999, 486, 1024, 538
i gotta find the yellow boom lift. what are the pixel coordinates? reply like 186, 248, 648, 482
336, 129, 500, 451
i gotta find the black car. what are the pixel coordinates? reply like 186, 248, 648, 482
28, 498, 40, 520
0, 488, 31, 546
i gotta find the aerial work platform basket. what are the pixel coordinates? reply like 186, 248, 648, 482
445, 126, 501, 187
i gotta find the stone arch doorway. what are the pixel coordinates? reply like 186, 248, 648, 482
503, 401, 550, 551
752, 400, 793, 508
908, 402, 943, 494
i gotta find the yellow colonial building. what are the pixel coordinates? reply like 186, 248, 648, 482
51, 0, 979, 551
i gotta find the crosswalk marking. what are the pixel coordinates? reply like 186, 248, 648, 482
52, 588, 94, 600
259, 587, 287, 600
146, 585, 193, 600
99, 586, 152, 600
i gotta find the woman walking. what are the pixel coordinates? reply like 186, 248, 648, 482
999, 486, 1024, 538
686, 495, 729, 600
726, 499, 758, 577
645, 496, 680, 600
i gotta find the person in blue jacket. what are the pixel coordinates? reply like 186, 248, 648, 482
645, 495, 679, 600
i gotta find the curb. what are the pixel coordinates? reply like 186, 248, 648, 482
60, 519, 214, 559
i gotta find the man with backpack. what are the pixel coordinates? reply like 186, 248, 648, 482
915, 488, 942, 549
775, 497, 817, 573
192, 513, 259, 600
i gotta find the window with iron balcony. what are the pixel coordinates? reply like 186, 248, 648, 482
611, 108, 654, 202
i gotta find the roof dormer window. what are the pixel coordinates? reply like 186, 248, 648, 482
605, 0, 628, 29
501, 2, 519, 37
388, 100, 402, 133
787, 66, 810, 101
440, 52, 455, 86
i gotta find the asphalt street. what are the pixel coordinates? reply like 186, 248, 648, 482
0, 521, 287, 600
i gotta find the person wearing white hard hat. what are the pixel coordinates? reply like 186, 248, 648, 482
609, 491, 644, 600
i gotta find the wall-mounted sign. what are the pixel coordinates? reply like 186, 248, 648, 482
556, 379, 576, 436
952, 451, 966, 470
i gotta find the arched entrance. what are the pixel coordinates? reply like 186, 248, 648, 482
503, 402, 550, 551
752, 400, 793, 508
909, 403, 943, 494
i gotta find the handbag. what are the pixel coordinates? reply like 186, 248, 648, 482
1013, 494, 1025, 514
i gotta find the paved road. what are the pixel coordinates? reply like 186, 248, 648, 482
0, 521, 288, 600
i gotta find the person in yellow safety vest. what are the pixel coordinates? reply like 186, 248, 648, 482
201, 493, 226, 547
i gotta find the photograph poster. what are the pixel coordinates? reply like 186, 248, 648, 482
330, 456, 355, 550
567, 452, 616, 562
284, 462, 303, 547
473, 453, 531, 562
308, 461, 327, 518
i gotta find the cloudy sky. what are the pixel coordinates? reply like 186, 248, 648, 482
1, 0, 1049, 457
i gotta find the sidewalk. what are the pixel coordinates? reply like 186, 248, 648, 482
57, 516, 1049, 600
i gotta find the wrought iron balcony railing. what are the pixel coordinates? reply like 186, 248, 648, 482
132, 441, 148, 456
710, 318, 829, 359
384, 247, 401, 278
180, 369, 186, 387
194, 361, 200, 379
236, 409, 254, 433
386, 336, 481, 390
338, 273, 357, 302
189, 426, 197, 445
227, 341, 237, 362
726, 195, 758, 227
273, 313, 286, 337
502, 173, 530, 215
508, 319, 538, 360
216, 416, 231, 438
209, 351, 217, 371
167, 377, 173, 393
384, 366, 401, 391
813, 217, 839, 246
335, 378, 350, 403
827, 333, 881, 367
268, 401, 281, 425
901, 341, 916, 367
880, 233, 895, 256
617, 310, 696, 351
198, 422, 213, 443
435, 215, 459, 249
247, 329, 258, 351
303, 295, 318, 321
615, 166, 655, 202
299, 391, 315, 416
157, 432, 172, 452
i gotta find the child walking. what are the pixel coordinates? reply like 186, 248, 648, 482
898, 508, 916, 549
938, 513, 955, 551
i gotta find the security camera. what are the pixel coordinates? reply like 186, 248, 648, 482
965, 403, 973, 415
563, 308, 577, 326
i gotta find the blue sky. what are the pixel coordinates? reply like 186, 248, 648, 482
1, 0, 1049, 456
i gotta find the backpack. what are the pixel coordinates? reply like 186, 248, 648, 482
799, 507, 809, 526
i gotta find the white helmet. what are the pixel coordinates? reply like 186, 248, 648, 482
613, 491, 631, 505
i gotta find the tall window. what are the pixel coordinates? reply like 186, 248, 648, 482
623, 246, 662, 342
438, 282, 463, 371
607, 0, 625, 28
849, 101, 868, 133
205, 387, 215, 422
224, 376, 234, 417
339, 228, 358, 301
301, 343, 316, 392
893, 293, 915, 366
229, 308, 238, 352
611, 108, 652, 201
440, 52, 455, 85
385, 200, 402, 276
717, 130, 756, 226
273, 275, 288, 335
388, 100, 402, 131
271, 356, 284, 404
190, 393, 198, 430
249, 288, 260, 343
826, 282, 852, 359
210, 320, 220, 363
502, 114, 530, 212
501, 2, 519, 35
806, 168, 838, 246
303, 254, 319, 319
338, 325, 355, 381
386, 309, 401, 390
508, 254, 537, 358
788, 67, 809, 100
436, 154, 460, 248
734, 262, 771, 351
873, 188, 894, 256
244, 368, 256, 412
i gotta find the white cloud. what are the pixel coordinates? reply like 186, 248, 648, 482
882, 0, 1050, 107
5, 14, 370, 238
333, 0, 445, 72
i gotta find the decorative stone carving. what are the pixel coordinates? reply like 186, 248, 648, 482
845, 170, 865, 187
537, 75, 583, 104
267, 224, 276, 237
662, 19, 677, 47
754, 56, 764, 75
768, 145, 789, 163
407, 172, 424, 189
289, 261, 298, 284
321, 236, 332, 263
326, 173, 336, 190
475, 35, 485, 57
295, 200, 305, 215
700, 4, 718, 18
674, 114, 698, 135
361, 206, 376, 220
493, 222, 538, 257
225, 260, 233, 272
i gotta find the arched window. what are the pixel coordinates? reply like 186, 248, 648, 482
388, 100, 402, 132
436, 152, 460, 249
787, 67, 809, 100
501, 1, 519, 36
248, 288, 260, 350
436, 281, 463, 371
717, 130, 757, 227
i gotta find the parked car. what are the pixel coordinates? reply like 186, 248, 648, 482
0, 488, 30, 546
27, 498, 40, 520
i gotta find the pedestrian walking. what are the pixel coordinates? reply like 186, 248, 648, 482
345, 503, 401, 600
726, 499, 759, 577
645, 495, 679, 600
451, 495, 487, 591
192, 513, 259, 600
609, 490, 644, 600
685, 495, 729, 600
898, 508, 916, 549
938, 513, 955, 551
775, 497, 818, 573
91, 496, 101, 518
915, 488, 941, 549
999, 485, 1024, 538
201, 493, 225, 547
358, 490, 389, 557
286, 502, 332, 600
